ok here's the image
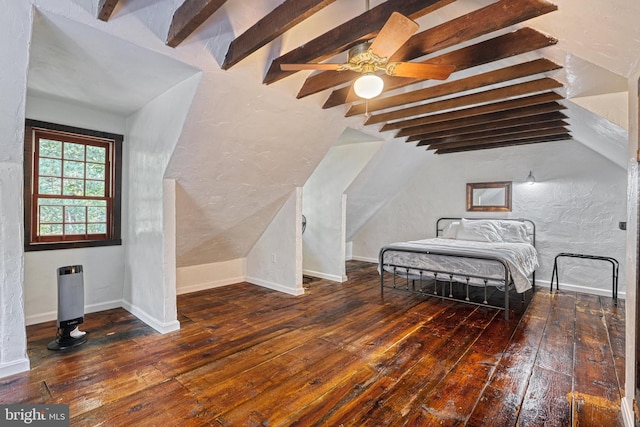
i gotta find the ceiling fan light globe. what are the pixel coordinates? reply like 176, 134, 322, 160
353, 74, 384, 99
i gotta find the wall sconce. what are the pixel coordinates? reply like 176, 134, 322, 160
525, 170, 536, 185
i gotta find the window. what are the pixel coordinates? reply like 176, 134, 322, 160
24, 120, 123, 251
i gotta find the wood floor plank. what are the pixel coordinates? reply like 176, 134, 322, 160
71, 379, 208, 427
534, 300, 575, 376
601, 297, 626, 390
353, 309, 489, 425
466, 296, 550, 426
4, 261, 625, 425
214, 346, 365, 425
574, 295, 621, 402
517, 365, 573, 426
409, 350, 499, 425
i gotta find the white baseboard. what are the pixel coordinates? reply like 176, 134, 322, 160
121, 301, 180, 334
177, 276, 244, 295
25, 299, 124, 326
0, 358, 30, 379
246, 276, 304, 296
536, 279, 625, 299
621, 396, 634, 427
303, 269, 345, 283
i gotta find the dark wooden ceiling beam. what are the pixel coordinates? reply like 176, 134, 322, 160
381, 91, 564, 132
396, 102, 566, 137
346, 58, 560, 117
324, 27, 557, 108
422, 127, 570, 150
418, 121, 568, 146
434, 134, 571, 154
98, 0, 119, 21
263, 0, 455, 85
222, 0, 336, 70
406, 111, 568, 141
167, 0, 228, 48
365, 77, 562, 125
297, 0, 556, 100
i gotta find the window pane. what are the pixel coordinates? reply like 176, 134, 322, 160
27, 125, 121, 248
63, 179, 84, 196
88, 206, 106, 223
65, 224, 86, 235
65, 206, 86, 223
39, 177, 61, 195
64, 142, 85, 161
86, 146, 105, 163
39, 139, 62, 158
86, 180, 105, 196
86, 163, 105, 180
40, 224, 63, 236
63, 160, 85, 178
88, 223, 106, 234
39, 158, 61, 177
39, 205, 63, 224
44, 198, 107, 207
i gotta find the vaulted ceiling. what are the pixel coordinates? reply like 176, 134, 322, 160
100, 0, 571, 155
27, 0, 632, 266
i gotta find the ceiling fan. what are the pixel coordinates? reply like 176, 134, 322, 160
280, 12, 456, 99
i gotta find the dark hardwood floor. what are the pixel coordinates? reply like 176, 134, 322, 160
1, 261, 625, 426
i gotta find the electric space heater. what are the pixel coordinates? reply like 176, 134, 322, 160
47, 265, 87, 351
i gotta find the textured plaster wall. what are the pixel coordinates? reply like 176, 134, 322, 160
123, 74, 201, 333
26, 95, 126, 134
352, 140, 627, 296
23, 247, 124, 325
177, 258, 246, 295
23, 95, 126, 326
165, 67, 350, 267
247, 188, 303, 295
303, 141, 383, 281
0, 0, 32, 377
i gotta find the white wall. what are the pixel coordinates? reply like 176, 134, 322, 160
303, 141, 382, 281
0, 1, 33, 378
177, 258, 246, 295
123, 73, 201, 333
23, 95, 127, 326
352, 140, 628, 296
247, 188, 303, 295
26, 95, 126, 134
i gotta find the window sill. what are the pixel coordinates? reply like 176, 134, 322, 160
24, 239, 122, 252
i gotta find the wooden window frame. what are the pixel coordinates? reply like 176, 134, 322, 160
24, 120, 123, 251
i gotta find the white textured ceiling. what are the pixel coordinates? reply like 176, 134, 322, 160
25, 0, 637, 266
28, 9, 199, 115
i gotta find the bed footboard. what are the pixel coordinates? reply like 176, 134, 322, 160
379, 246, 517, 320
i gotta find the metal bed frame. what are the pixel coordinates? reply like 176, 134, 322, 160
379, 218, 536, 320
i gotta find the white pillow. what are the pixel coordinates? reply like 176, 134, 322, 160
498, 221, 530, 243
441, 221, 460, 239
455, 219, 504, 243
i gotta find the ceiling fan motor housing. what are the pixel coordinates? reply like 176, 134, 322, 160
342, 42, 388, 74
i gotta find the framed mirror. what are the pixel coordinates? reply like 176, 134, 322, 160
466, 181, 512, 212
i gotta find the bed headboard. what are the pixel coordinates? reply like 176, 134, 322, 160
436, 217, 536, 246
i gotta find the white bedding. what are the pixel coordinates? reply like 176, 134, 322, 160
379, 238, 538, 293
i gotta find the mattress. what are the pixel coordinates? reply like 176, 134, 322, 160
379, 238, 539, 293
